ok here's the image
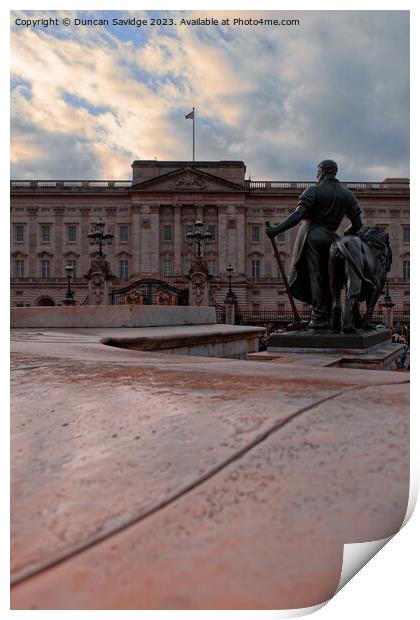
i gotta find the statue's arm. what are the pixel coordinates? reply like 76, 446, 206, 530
343, 195, 363, 235
266, 206, 306, 238
266, 189, 313, 238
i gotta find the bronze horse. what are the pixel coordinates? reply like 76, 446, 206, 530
329, 226, 392, 333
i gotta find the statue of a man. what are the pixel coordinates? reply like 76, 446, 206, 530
266, 160, 363, 329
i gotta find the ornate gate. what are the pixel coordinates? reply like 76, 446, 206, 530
109, 275, 188, 306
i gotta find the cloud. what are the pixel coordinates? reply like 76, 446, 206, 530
10, 10, 409, 181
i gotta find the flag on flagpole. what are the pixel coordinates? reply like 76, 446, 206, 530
185, 108, 195, 160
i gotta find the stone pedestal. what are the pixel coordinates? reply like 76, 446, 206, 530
84, 253, 116, 305
382, 301, 395, 329
188, 256, 210, 306
224, 293, 237, 325
268, 327, 390, 352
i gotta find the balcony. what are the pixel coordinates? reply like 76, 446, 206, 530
245, 180, 410, 192
10, 180, 133, 191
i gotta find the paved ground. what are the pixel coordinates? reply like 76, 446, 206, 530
10, 328, 410, 610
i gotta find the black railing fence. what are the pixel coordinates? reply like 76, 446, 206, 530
214, 307, 410, 326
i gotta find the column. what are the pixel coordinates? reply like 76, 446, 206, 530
218, 206, 228, 270
235, 205, 246, 276
105, 206, 117, 275
79, 207, 91, 276
53, 206, 65, 277
27, 207, 38, 278
131, 205, 142, 274
173, 206, 182, 275
150, 205, 160, 273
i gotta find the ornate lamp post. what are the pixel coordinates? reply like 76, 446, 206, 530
186, 219, 211, 258
382, 278, 395, 330
84, 219, 116, 305
186, 220, 212, 307
62, 264, 76, 306
224, 263, 237, 324
226, 263, 234, 296
88, 219, 113, 256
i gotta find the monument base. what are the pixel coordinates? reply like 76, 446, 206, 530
268, 327, 390, 353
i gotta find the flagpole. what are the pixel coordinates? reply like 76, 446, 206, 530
192, 107, 195, 161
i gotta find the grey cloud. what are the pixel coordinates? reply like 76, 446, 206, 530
11, 118, 100, 179
11, 10, 409, 182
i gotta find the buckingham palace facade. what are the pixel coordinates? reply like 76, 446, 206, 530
10, 159, 410, 318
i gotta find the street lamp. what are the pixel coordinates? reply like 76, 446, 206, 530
226, 263, 234, 294
88, 219, 113, 256
186, 219, 211, 258
225, 263, 236, 302
62, 264, 76, 306
383, 278, 393, 305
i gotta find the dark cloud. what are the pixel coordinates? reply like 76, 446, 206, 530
11, 118, 100, 179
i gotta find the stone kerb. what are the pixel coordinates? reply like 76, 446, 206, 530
11, 305, 217, 329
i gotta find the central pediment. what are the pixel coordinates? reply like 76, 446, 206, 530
131, 166, 246, 192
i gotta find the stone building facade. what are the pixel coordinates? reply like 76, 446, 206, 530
10, 160, 410, 317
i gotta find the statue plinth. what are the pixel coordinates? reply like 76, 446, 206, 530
268, 327, 390, 352
84, 253, 117, 305
188, 256, 210, 306
224, 292, 237, 325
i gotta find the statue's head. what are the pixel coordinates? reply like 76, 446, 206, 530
317, 159, 338, 181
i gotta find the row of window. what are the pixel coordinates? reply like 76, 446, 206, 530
14, 223, 220, 244
14, 224, 131, 243
13, 258, 410, 281
249, 259, 411, 280
13, 223, 411, 245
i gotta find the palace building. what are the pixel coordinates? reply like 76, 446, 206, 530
10, 159, 410, 319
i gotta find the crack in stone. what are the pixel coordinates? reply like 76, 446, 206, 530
10, 377, 409, 587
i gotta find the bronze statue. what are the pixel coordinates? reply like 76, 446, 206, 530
266, 160, 362, 329
329, 226, 392, 333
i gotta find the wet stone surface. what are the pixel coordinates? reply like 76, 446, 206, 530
10, 328, 409, 609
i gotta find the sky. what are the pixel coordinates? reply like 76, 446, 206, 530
10, 10, 410, 182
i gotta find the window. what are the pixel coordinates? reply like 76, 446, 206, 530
41, 259, 50, 279
403, 260, 410, 280
207, 224, 216, 241
67, 259, 77, 279
41, 225, 51, 242
163, 258, 172, 277
251, 226, 260, 242
119, 259, 129, 280
252, 303, 260, 314
277, 303, 285, 311
251, 259, 260, 280
15, 259, 24, 279
403, 227, 410, 243
119, 225, 129, 242
185, 224, 194, 236
15, 225, 24, 242
207, 259, 216, 276
163, 224, 172, 241
67, 225, 77, 242
378, 209, 386, 215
